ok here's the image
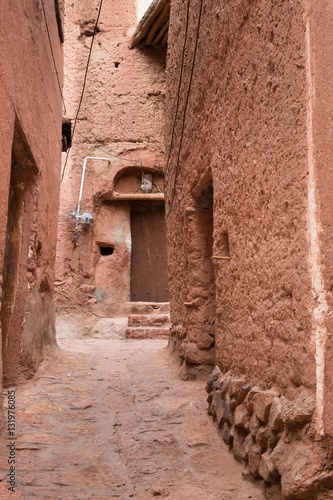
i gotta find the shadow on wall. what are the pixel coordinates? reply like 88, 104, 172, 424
1, 119, 56, 386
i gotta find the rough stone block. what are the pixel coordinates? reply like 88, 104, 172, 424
220, 377, 232, 397
221, 421, 234, 447
143, 314, 169, 327
128, 315, 141, 327
224, 395, 233, 424
184, 343, 214, 365
268, 396, 287, 432
230, 397, 238, 411
253, 390, 279, 423
215, 399, 225, 426
230, 378, 247, 397
258, 450, 279, 483
236, 385, 252, 406
271, 437, 333, 499
280, 392, 316, 427
245, 387, 260, 412
211, 390, 222, 419
244, 433, 255, 460
248, 444, 262, 477
233, 428, 248, 463
207, 392, 213, 415
256, 426, 278, 452
206, 365, 222, 393
234, 403, 250, 428
249, 413, 262, 437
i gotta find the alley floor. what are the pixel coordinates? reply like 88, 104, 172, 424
0, 337, 269, 499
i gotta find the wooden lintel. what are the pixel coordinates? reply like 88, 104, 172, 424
105, 193, 165, 201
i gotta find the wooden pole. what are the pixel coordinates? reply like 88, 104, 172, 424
161, 29, 169, 48
145, 0, 171, 46
152, 20, 170, 46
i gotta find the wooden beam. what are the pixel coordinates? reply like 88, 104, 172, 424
104, 193, 165, 201
152, 19, 170, 46
131, 0, 169, 48
145, 0, 171, 46
161, 29, 169, 48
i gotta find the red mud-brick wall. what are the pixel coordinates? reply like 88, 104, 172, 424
307, 1, 333, 436
165, 0, 315, 396
56, 0, 166, 318
0, 0, 63, 389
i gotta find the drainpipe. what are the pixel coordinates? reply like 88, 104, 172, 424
75, 156, 110, 226
73, 156, 110, 246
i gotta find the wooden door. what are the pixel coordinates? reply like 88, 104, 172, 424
130, 205, 169, 302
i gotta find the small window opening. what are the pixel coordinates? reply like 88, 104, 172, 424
62, 121, 72, 151
114, 62, 120, 68
99, 245, 114, 256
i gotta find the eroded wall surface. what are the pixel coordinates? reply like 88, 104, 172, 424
166, 0, 312, 393
165, 0, 333, 494
0, 0, 63, 388
56, 0, 166, 321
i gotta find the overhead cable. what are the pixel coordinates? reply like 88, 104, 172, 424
165, 0, 204, 221
164, 0, 191, 178
40, 0, 66, 115
61, 0, 104, 182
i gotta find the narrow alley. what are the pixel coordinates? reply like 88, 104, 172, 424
0, 335, 267, 499
2, 0, 333, 498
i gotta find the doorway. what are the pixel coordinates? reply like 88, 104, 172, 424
130, 204, 169, 302
1, 122, 37, 384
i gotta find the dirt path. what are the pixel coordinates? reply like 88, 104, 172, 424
0, 338, 267, 499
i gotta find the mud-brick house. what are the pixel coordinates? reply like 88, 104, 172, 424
165, 0, 333, 497
0, 0, 64, 402
56, 0, 170, 338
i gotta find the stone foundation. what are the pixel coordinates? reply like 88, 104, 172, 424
206, 366, 333, 499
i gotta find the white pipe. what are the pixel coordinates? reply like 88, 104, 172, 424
76, 156, 110, 226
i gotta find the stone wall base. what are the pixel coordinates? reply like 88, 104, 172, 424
206, 366, 333, 499
167, 333, 213, 381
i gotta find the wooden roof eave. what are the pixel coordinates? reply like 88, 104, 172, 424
131, 0, 170, 48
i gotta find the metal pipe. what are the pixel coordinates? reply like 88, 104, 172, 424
76, 156, 110, 226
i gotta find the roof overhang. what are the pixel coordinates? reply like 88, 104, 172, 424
131, 0, 170, 48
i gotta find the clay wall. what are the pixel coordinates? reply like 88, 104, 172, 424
56, 0, 167, 326
166, 0, 312, 393
0, 0, 63, 391
165, 0, 333, 494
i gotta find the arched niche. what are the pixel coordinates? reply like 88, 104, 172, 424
113, 167, 164, 195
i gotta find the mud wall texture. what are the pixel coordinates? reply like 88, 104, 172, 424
0, 0, 63, 389
165, 0, 333, 494
56, 0, 166, 320
166, 0, 312, 394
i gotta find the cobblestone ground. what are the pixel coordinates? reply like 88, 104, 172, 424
0, 338, 268, 499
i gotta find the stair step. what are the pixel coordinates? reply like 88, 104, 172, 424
125, 327, 169, 340
128, 314, 170, 328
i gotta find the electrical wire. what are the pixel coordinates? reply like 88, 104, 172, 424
40, 0, 66, 115
164, 0, 191, 179
165, 0, 204, 221
61, 0, 104, 182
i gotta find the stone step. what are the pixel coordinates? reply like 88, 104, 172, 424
128, 314, 170, 328
125, 327, 170, 340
